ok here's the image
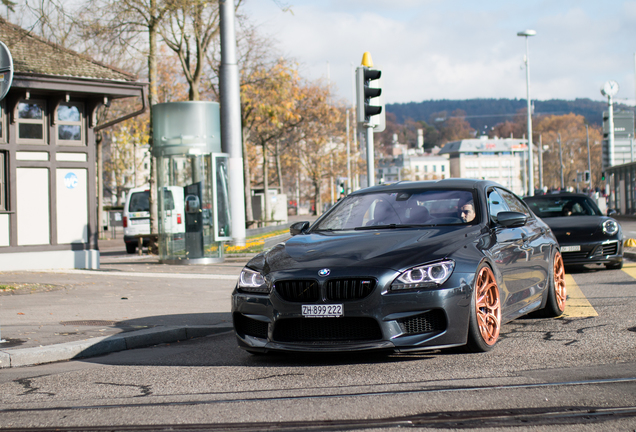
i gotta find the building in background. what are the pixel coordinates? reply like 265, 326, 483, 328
602, 110, 635, 169
439, 137, 528, 196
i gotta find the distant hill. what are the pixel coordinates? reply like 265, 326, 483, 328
386, 98, 633, 131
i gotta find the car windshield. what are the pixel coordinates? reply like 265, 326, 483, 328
523, 196, 602, 218
312, 189, 477, 231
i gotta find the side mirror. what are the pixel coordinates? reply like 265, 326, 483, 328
290, 221, 310, 236
607, 209, 618, 217
497, 211, 528, 228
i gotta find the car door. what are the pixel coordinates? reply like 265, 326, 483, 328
498, 188, 550, 310
485, 188, 529, 317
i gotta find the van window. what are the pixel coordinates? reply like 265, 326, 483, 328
129, 192, 149, 212
128, 190, 175, 212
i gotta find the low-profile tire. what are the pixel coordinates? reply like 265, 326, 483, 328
466, 264, 501, 353
605, 260, 623, 270
125, 242, 136, 254
539, 250, 567, 317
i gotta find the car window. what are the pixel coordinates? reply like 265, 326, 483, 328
129, 190, 174, 212
498, 188, 530, 216
162, 189, 175, 211
487, 189, 509, 222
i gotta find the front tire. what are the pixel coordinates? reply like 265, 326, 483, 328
466, 264, 501, 353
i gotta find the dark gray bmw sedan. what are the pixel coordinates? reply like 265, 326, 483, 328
232, 179, 565, 354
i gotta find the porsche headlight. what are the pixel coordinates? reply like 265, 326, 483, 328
238, 268, 269, 293
391, 260, 455, 290
603, 219, 619, 236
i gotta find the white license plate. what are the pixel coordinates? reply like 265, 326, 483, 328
302, 304, 343, 318
561, 245, 580, 252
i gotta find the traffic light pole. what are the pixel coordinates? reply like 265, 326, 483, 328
366, 124, 375, 187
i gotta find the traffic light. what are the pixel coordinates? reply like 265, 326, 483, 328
601, 171, 606, 181
583, 170, 590, 183
356, 52, 385, 132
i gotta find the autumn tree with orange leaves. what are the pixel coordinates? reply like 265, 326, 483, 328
534, 113, 602, 191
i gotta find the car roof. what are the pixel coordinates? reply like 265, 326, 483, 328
349, 178, 500, 195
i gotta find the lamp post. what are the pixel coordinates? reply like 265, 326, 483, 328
518, 29, 536, 196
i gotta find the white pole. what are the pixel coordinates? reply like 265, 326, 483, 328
220, 0, 246, 246
524, 36, 534, 195
609, 94, 615, 167
346, 110, 351, 194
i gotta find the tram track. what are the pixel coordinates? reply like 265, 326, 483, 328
1, 405, 636, 431
2, 376, 635, 415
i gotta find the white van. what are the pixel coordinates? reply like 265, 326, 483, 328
123, 186, 185, 254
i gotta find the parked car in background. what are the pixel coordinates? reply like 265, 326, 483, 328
232, 179, 566, 355
123, 186, 185, 254
523, 193, 623, 270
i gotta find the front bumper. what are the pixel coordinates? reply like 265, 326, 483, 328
560, 239, 623, 266
231, 271, 474, 353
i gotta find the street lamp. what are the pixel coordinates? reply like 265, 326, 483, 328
518, 29, 536, 196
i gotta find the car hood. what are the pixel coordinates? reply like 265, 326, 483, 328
541, 216, 612, 238
247, 225, 481, 274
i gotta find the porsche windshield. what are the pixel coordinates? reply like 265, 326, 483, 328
524, 196, 602, 218
312, 189, 477, 231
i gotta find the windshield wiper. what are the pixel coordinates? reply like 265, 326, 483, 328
354, 224, 431, 230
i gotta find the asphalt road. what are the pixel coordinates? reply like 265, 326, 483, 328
1, 227, 636, 431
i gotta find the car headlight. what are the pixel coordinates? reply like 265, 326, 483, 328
603, 219, 619, 236
238, 268, 269, 293
391, 260, 455, 290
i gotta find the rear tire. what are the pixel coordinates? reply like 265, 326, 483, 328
466, 264, 501, 353
538, 250, 567, 317
125, 242, 136, 254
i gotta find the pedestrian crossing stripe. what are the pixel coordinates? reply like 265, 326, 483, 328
562, 274, 598, 318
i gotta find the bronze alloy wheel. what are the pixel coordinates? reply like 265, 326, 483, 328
475, 266, 501, 346
553, 251, 567, 312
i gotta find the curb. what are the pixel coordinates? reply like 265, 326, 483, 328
0, 324, 233, 368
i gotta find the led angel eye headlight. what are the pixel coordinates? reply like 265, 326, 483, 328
391, 260, 455, 290
603, 220, 618, 236
238, 268, 269, 293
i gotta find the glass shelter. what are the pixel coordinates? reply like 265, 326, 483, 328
152, 102, 231, 264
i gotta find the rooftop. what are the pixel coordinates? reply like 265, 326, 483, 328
439, 138, 529, 154
0, 18, 137, 82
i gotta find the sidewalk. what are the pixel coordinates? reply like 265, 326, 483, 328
0, 239, 252, 368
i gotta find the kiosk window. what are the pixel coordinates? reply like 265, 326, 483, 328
57, 103, 83, 144
17, 100, 46, 144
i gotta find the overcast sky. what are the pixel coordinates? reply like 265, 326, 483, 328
242, 0, 636, 106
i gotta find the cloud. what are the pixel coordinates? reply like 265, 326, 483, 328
242, 1, 636, 104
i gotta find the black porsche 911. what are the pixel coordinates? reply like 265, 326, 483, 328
523, 193, 623, 270
232, 179, 566, 354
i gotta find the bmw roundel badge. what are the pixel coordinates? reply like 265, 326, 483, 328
318, 268, 330, 277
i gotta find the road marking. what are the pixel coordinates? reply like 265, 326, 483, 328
562, 274, 598, 317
